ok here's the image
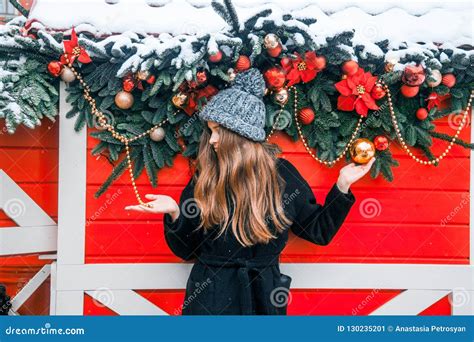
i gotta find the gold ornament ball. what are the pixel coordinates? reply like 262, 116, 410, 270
115, 91, 134, 110
426, 69, 442, 87
60, 66, 76, 83
350, 138, 376, 164
172, 92, 188, 108
149, 127, 166, 142
264, 33, 279, 49
274, 88, 289, 106
137, 70, 150, 81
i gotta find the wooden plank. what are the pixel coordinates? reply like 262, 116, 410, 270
83, 222, 469, 264
85, 185, 470, 225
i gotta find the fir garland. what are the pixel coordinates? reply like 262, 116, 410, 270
0, 1, 473, 201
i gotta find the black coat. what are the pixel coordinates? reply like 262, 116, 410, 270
163, 157, 356, 315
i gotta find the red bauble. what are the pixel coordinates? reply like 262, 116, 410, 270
371, 83, 386, 100
441, 73, 456, 88
122, 78, 135, 92
298, 107, 315, 125
47, 61, 63, 77
208, 50, 223, 63
416, 108, 429, 120
146, 75, 156, 84
263, 67, 286, 89
314, 56, 326, 70
235, 55, 251, 72
342, 60, 359, 76
373, 135, 389, 151
400, 85, 419, 98
280, 57, 291, 69
267, 44, 282, 57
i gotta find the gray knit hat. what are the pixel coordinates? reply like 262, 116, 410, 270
198, 68, 266, 142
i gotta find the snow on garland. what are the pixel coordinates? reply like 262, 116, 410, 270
0, 0, 473, 201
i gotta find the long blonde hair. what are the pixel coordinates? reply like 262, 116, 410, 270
192, 122, 293, 247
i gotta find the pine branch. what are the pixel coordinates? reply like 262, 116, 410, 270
223, 0, 241, 33
8, 0, 29, 17
429, 131, 474, 149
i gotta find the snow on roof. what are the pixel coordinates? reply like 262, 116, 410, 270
27, 0, 473, 48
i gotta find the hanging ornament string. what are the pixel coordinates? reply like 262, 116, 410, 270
381, 80, 474, 165
291, 86, 364, 166
64, 55, 175, 208
265, 105, 285, 142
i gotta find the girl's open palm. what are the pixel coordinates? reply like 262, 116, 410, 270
339, 157, 376, 187
124, 194, 178, 214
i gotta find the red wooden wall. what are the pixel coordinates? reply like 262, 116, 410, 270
0, 110, 471, 316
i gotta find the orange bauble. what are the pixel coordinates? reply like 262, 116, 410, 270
298, 107, 315, 125
342, 60, 359, 76
400, 84, 419, 98
441, 73, 456, 88
350, 138, 376, 164
416, 108, 429, 120
208, 50, 223, 63
235, 55, 251, 72
267, 45, 282, 58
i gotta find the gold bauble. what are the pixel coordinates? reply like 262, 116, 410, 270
149, 127, 166, 142
60, 66, 76, 83
172, 92, 188, 108
384, 62, 395, 73
350, 138, 376, 164
274, 88, 289, 106
136, 70, 150, 81
114, 91, 134, 110
264, 33, 279, 49
426, 69, 442, 87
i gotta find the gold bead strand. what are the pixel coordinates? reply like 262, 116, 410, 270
64, 57, 172, 208
381, 80, 473, 165
265, 106, 285, 142
292, 86, 364, 166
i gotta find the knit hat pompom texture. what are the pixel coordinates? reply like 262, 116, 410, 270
198, 68, 267, 142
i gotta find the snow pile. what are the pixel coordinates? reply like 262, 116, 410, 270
26, 0, 472, 48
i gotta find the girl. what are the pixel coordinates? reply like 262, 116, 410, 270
125, 68, 375, 315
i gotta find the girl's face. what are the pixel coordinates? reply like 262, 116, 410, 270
207, 121, 220, 152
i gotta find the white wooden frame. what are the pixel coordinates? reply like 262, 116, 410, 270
6, 82, 470, 315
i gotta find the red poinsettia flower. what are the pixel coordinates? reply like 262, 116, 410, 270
60, 28, 92, 65
335, 68, 380, 117
183, 85, 218, 116
281, 51, 322, 87
425, 92, 450, 111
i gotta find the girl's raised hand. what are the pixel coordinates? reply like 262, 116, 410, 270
337, 157, 376, 192
124, 194, 179, 215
